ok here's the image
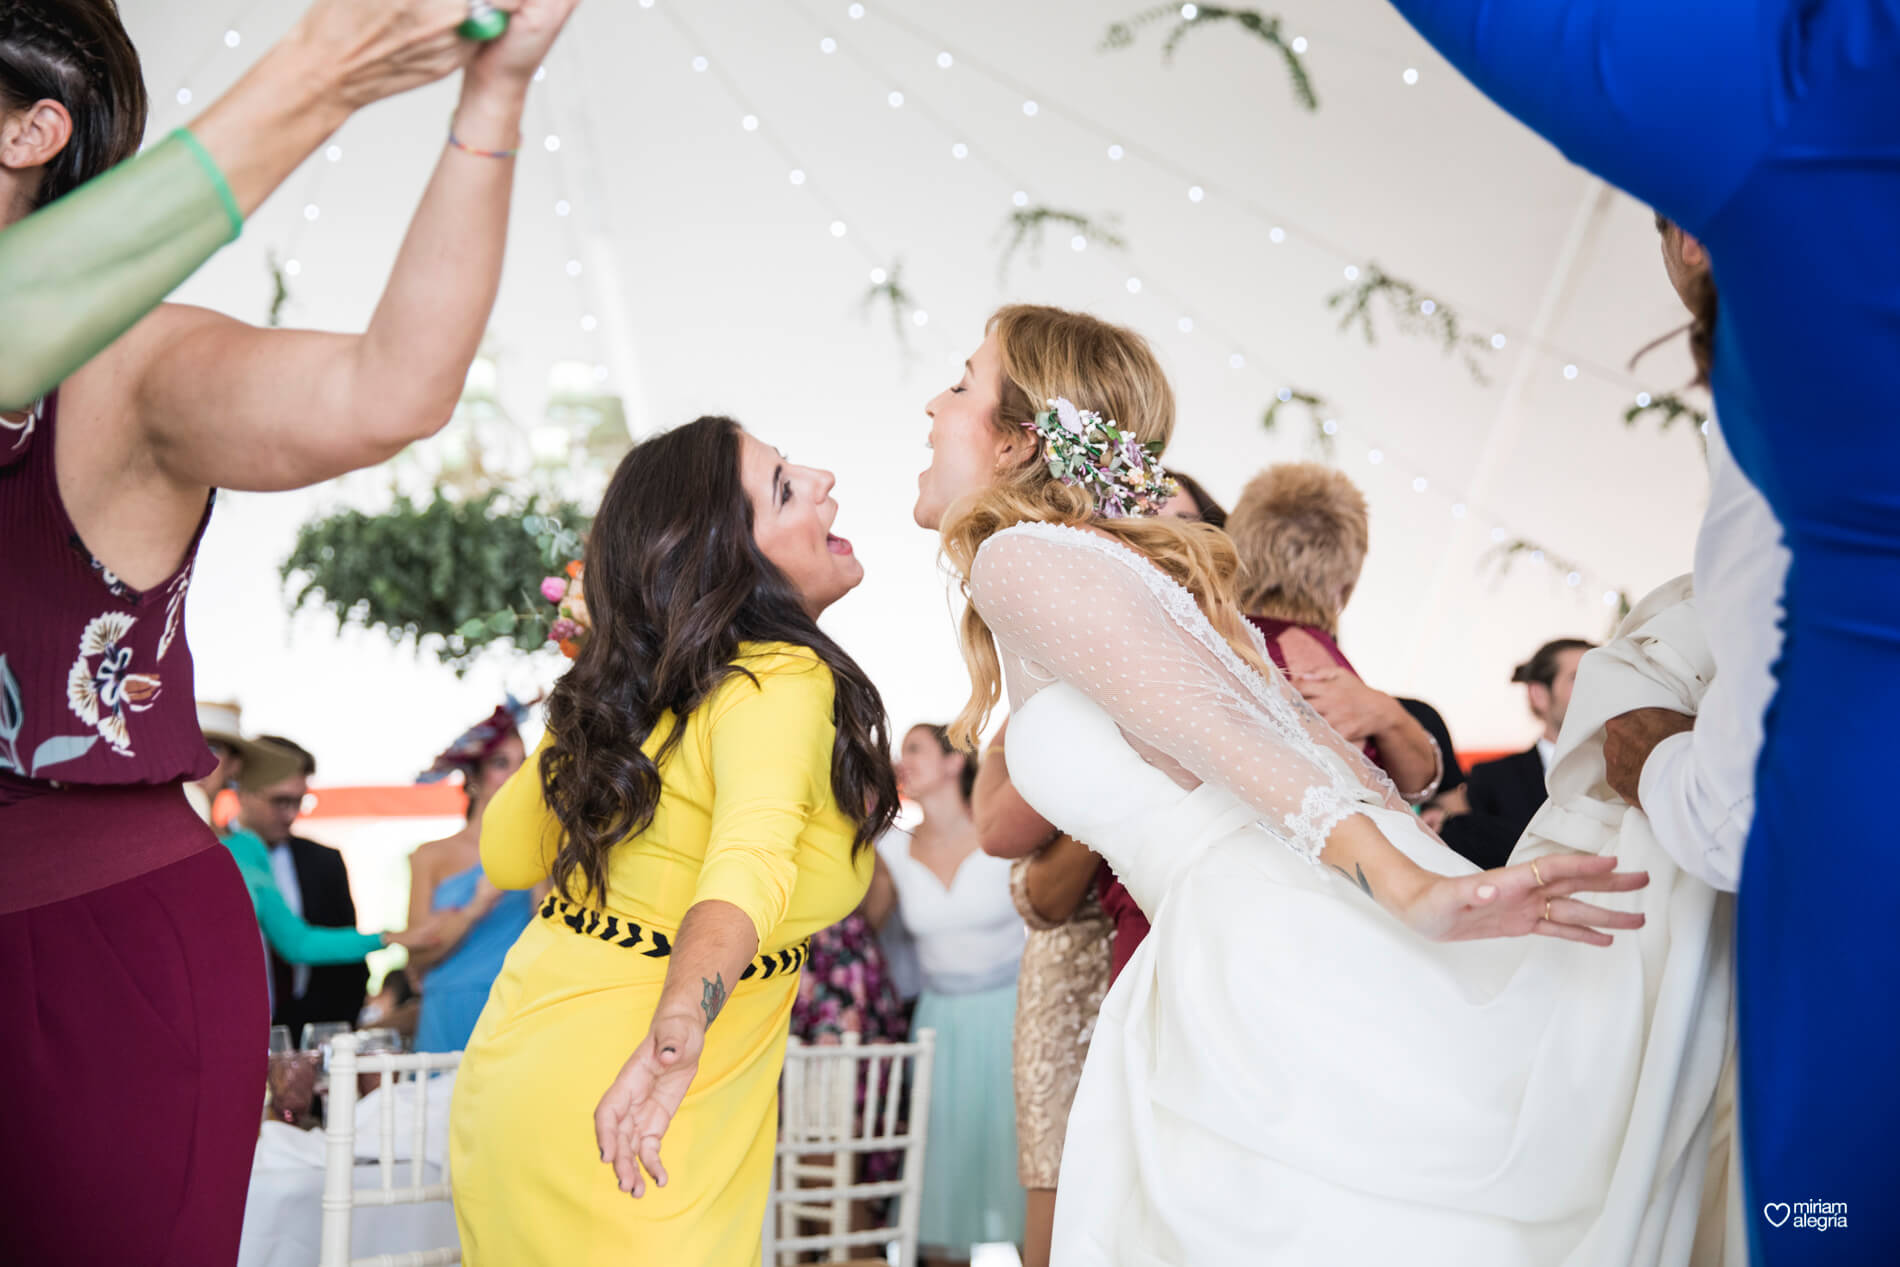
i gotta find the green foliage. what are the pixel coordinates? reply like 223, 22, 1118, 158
998, 206, 1126, 283
1328, 264, 1495, 383
1260, 387, 1335, 455
280, 486, 589, 673
1103, 5, 1318, 111
862, 259, 921, 352
1482, 537, 1631, 633
265, 251, 291, 329
1623, 391, 1709, 432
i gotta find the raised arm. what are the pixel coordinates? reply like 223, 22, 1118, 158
972, 526, 1646, 945
0, 0, 513, 411
1383, 0, 1782, 229
134, 0, 580, 492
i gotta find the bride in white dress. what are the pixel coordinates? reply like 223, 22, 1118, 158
911, 305, 1658, 1267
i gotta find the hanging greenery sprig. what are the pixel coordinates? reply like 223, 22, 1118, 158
1260, 386, 1335, 455
265, 250, 292, 329
997, 206, 1126, 283
1623, 390, 1709, 432
1328, 264, 1496, 383
1482, 536, 1631, 631
280, 487, 590, 673
862, 259, 922, 352
1102, 5, 1318, 111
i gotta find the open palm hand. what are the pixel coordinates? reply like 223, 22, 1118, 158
593, 1013, 704, 1198
1398, 852, 1650, 947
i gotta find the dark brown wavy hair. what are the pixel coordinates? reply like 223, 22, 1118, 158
541, 416, 899, 905
0, 1, 147, 209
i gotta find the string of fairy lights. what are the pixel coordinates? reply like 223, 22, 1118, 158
867, 0, 1669, 397
152, 1, 1703, 615
642, 0, 1643, 611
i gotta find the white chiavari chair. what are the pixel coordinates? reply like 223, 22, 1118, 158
764, 1028, 937, 1267
318, 1033, 462, 1267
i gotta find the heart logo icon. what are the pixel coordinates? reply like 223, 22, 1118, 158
1764, 1203, 1791, 1228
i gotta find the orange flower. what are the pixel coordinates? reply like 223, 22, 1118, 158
558, 639, 582, 659
122, 674, 163, 707
564, 559, 583, 579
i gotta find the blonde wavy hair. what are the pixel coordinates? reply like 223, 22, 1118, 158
941, 304, 1271, 748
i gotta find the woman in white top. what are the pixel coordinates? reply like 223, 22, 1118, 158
869, 723, 1025, 1265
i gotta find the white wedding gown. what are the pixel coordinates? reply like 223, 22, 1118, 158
969, 523, 1667, 1266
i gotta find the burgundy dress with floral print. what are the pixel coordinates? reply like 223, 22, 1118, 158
1, 387, 266, 1267
0, 391, 213, 804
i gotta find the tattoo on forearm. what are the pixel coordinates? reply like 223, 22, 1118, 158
700, 973, 728, 1027
1330, 862, 1375, 900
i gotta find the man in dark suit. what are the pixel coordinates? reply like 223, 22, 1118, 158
234, 736, 369, 1038
1430, 639, 1594, 869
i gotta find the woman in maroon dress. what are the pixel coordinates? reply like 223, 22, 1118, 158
0, 3, 580, 1261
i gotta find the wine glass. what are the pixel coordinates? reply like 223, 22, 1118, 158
301, 1021, 353, 1101
263, 1026, 292, 1121
353, 1027, 402, 1099
266, 1025, 319, 1128
301, 1020, 351, 1054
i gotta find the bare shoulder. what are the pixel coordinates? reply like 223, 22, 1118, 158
409, 831, 469, 876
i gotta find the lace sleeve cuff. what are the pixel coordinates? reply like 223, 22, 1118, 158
1279, 783, 1371, 866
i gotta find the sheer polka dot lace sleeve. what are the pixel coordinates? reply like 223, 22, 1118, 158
969, 523, 1409, 866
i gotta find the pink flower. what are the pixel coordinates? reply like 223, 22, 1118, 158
1051, 396, 1087, 434
549, 618, 580, 642
540, 577, 568, 604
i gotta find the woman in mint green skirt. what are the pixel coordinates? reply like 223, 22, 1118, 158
871, 724, 1026, 1264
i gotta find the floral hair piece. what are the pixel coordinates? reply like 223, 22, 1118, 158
1025, 396, 1178, 519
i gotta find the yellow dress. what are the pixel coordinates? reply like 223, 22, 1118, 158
450, 643, 873, 1266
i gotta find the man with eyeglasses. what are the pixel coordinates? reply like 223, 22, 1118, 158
232, 736, 369, 1040
188, 700, 302, 830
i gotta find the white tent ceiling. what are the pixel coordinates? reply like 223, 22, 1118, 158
131, 0, 1711, 783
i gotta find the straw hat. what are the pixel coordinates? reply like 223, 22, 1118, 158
195, 700, 305, 789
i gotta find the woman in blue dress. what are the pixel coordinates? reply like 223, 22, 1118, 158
407, 698, 542, 1053
1381, 5, 1900, 1259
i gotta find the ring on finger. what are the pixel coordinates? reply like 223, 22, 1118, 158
1530, 858, 1545, 888
1544, 898, 1552, 924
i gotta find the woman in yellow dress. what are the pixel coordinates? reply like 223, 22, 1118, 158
451, 415, 900, 1265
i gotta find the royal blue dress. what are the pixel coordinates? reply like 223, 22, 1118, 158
1384, 4, 1900, 1260
413, 864, 535, 1054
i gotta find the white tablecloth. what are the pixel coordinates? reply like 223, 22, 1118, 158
239, 1074, 461, 1267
